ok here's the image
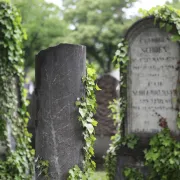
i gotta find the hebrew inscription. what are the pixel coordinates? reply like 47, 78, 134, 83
127, 27, 180, 134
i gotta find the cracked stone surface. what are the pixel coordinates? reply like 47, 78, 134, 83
35, 44, 85, 180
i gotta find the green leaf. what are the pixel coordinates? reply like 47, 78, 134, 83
166, 24, 173, 32
169, 158, 174, 164
79, 108, 86, 118
87, 67, 96, 76
95, 84, 101, 91
171, 35, 180, 42
85, 123, 94, 134
159, 22, 165, 28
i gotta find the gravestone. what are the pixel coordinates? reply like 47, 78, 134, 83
95, 74, 118, 136
116, 16, 180, 179
94, 74, 118, 167
35, 44, 85, 180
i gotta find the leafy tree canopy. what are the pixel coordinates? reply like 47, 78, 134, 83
11, 0, 69, 70
62, 0, 138, 73
166, 0, 180, 9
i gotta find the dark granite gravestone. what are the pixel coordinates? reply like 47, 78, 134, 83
35, 44, 85, 180
116, 16, 180, 179
94, 74, 119, 167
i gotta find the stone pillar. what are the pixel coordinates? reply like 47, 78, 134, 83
35, 44, 86, 180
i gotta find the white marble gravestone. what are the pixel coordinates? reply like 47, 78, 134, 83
126, 18, 180, 135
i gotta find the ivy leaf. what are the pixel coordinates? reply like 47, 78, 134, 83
159, 22, 165, 28
166, 24, 172, 32
87, 118, 98, 126
118, 42, 123, 48
95, 84, 101, 91
85, 123, 94, 134
75, 100, 81, 106
115, 50, 120, 56
169, 158, 174, 165
171, 35, 180, 42
87, 67, 96, 76
91, 120, 98, 126
79, 108, 86, 118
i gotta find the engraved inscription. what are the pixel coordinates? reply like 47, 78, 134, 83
128, 28, 180, 134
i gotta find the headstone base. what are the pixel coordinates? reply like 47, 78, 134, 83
115, 155, 149, 180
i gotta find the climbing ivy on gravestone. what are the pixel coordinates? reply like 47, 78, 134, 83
0, 2, 34, 179
105, 5, 180, 180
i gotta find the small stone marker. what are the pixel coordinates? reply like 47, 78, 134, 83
126, 17, 180, 135
95, 74, 118, 136
94, 74, 118, 165
35, 44, 85, 180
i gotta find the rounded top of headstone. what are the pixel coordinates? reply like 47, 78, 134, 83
125, 15, 180, 136
94, 74, 119, 136
125, 16, 156, 42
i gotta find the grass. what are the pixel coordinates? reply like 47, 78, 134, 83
89, 171, 107, 180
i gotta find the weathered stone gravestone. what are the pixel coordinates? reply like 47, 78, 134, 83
116, 16, 180, 179
94, 74, 119, 166
35, 44, 85, 180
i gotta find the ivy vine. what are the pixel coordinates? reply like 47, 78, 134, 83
140, 5, 180, 128
0, 1, 34, 179
105, 38, 130, 180
123, 167, 144, 180
139, 7, 180, 180
68, 63, 99, 180
105, 5, 180, 180
35, 156, 50, 180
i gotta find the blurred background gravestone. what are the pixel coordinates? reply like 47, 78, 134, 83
94, 71, 119, 169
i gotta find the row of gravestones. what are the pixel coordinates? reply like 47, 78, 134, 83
25, 16, 180, 180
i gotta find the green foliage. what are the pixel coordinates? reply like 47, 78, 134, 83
166, 0, 180, 9
11, 0, 68, 69
68, 63, 99, 180
121, 134, 139, 150
0, 1, 34, 179
108, 99, 121, 126
105, 38, 130, 180
35, 156, 50, 180
62, 0, 137, 72
144, 128, 180, 180
112, 39, 129, 69
139, 5, 180, 42
105, 97, 139, 180
123, 167, 144, 180
105, 99, 122, 180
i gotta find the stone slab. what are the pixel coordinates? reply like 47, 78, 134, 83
35, 44, 85, 180
126, 17, 180, 135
